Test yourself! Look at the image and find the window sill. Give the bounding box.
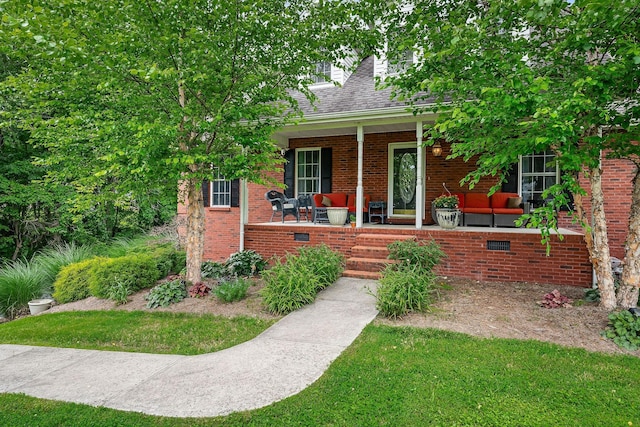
[207,206,231,212]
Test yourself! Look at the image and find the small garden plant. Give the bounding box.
[376,238,445,318]
[603,310,640,351]
[145,277,188,309]
[213,277,252,303]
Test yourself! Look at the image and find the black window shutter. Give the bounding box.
[202,180,210,207]
[283,149,295,198]
[501,164,518,193]
[231,179,240,207]
[321,147,332,193]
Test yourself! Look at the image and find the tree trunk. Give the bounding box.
[573,166,616,309]
[589,166,616,309]
[618,166,640,308]
[184,177,204,284]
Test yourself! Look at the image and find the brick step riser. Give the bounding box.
[350,246,389,259]
[346,258,392,272]
[342,270,381,280]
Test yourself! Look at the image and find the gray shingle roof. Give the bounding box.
[293,56,434,116]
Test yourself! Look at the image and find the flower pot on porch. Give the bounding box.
[326,207,348,226]
[28,298,54,315]
[436,209,461,229]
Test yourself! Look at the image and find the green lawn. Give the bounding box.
[0,311,276,355]
[1,324,638,426]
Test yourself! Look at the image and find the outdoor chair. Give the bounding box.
[265,190,299,222]
[297,194,314,222]
[311,194,329,224]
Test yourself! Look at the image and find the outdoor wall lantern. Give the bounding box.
[432,142,442,157]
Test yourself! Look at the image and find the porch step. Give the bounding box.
[342,269,381,280]
[350,245,389,259]
[346,256,395,272]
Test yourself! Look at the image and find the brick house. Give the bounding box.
[178,55,634,287]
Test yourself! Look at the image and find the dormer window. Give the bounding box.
[312,61,332,84]
[388,50,414,75]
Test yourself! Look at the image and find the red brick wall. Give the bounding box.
[180,131,634,269]
[244,225,592,287]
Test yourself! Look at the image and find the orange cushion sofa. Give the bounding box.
[442,192,524,227]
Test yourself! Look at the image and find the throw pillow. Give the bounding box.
[321,196,332,207]
[507,197,522,208]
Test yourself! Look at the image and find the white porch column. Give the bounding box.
[356,124,364,227]
[239,179,248,251]
[415,121,424,230]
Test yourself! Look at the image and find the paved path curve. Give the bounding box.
[0,278,378,418]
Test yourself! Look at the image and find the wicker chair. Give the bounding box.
[265,190,299,222]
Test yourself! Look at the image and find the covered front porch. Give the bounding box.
[243,221,592,288]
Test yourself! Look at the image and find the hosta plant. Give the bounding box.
[145,278,187,309]
[603,310,640,351]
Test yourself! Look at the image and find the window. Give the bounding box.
[296,148,320,195]
[388,50,414,75]
[312,61,331,84]
[209,168,231,207]
[519,151,559,204]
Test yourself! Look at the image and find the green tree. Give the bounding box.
[0,0,369,282]
[381,0,640,309]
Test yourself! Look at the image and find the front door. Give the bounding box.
[388,143,417,218]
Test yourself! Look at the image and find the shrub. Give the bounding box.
[150,244,180,278]
[295,244,344,290]
[387,238,445,273]
[603,310,640,351]
[375,238,445,319]
[214,277,252,303]
[376,263,437,319]
[201,261,230,279]
[89,254,160,299]
[34,242,96,289]
[52,258,101,304]
[146,278,187,308]
[0,260,50,319]
[227,250,267,277]
[261,255,320,315]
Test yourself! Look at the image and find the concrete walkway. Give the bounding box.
[0,277,378,418]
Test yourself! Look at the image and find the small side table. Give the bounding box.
[368,201,387,224]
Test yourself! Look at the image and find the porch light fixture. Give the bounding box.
[432,142,442,157]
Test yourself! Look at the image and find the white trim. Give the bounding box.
[294,147,321,196]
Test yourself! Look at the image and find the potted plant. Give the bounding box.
[433,194,461,229]
[349,214,357,228]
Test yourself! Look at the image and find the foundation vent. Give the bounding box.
[294,233,310,242]
[487,240,511,251]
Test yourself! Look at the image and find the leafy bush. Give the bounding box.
[387,238,445,273]
[214,277,252,303]
[227,250,267,277]
[201,261,230,279]
[188,282,211,298]
[260,245,344,315]
[376,263,438,319]
[146,278,188,308]
[89,254,160,299]
[0,260,50,319]
[375,238,444,319]
[295,244,344,290]
[603,310,640,351]
[150,244,180,278]
[261,255,320,315]
[52,258,101,304]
